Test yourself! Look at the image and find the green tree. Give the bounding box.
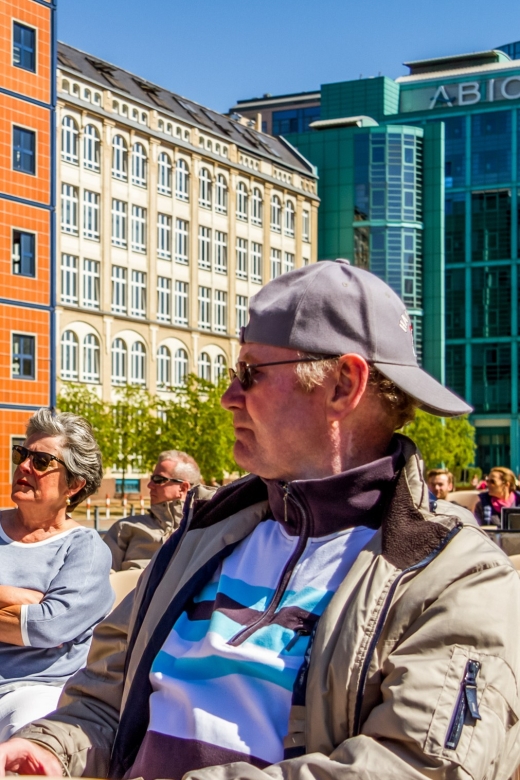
[402,410,476,476]
[57,383,118,466]
[111,385,157,494]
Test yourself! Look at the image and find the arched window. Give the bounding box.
[61,116,78,164]
[62,79,70,93]
[284,201,295,237]
[84,88,91,102]
[131,142,147,187]
[270,195,282,231]
[199,168,212,208]
[157,345,171,388]
[236,182,248,221]
[173,348,188,386]
[251,188,263,225]
[130,342,146,385]
[158,152,172,195]
[198,352,211,381]
[175,159,189,201]
[213,354,226,383]
[83,125,100,172]
[60,330,78,380]
[82,334,100,383]
[215,174,228,214]
[112,135,128,180]
[111,338,127,385]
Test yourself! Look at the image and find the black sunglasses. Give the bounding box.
[12,445,67,473]
[150,474,185,485]
[228,356,340,391]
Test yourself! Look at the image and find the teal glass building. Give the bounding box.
[273,47,520,473]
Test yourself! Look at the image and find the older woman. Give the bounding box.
[475,466,520,525]
[0,408,113,741]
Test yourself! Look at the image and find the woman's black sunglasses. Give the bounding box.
[228,356,340,391]
[12,445,67,473]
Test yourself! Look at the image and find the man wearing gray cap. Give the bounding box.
[1,261,519,780]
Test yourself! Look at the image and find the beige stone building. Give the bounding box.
[56,43,319,416]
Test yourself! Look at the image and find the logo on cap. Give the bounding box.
[399,312,410,332]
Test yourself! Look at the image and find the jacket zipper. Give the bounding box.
[227,483,309,647]
[352,523,463,736]
[445,659,481,749]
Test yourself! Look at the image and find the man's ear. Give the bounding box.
[328,354,370,419]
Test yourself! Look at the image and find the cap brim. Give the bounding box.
[372,363,473,417]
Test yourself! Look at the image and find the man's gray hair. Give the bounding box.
[25,408,103,509]
[157,450,201,485]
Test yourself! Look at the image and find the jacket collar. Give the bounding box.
[149,500,179,529]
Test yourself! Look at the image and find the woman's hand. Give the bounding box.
[0,586,44,608]
[0,737,63,776]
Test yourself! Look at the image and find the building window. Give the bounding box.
[12,231,35,277]
[216,174,228,214]
[214,231,227,274]
[157,214,171,259]
[173,348,188,386]
[198,352,211,381]
[83,190,100,240]
[213,354,226,383]
[131,206,147,253]
[111,338,127,385]
[131,142,147,187]
[12,334,35,379]
[214,290,227,333]
[270,248,282,279]
[157,277,171,322]
[112,200,127,247]
[13,22,36,72]
[83,125,100,171]
[302,210,310,242]
[471,191,511,261]
[236,294,248,335]
[236,238,248,279]
[82,334,100,383]
[472,344,511,413]
[174,281,189,326]
[175,219,189,264]
[130,342,146,385]
[446,194,465,265]
[158,152,172,195]
[270,195,282,231]
[83,259,100,309]
[60,254,78,304]
[251,242,262,284]
[198,286,211,331]
[251,188,263,225]
[157,345,171,388]
[61,184,78,234]
[112,135,128,180]
[111,266,127,314]
[236,182,248,221]
[60,330,78,380]
[130,270,146,318]
[199,168,212,208]
[471,112,512,187]
[175,159,189,200]
[471,266,511,338]
[198,226,211,269]
[61,116,79,165]
[283,252,295,274]
[284,201,295,237]
[272,106,321,135]
[13,127,36,175]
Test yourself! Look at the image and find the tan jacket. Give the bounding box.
[104,500,183,572]
[17,444,520,780]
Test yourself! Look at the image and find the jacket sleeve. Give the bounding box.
[182,559,520,780]
[104,520,127,572]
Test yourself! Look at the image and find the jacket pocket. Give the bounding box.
[445,659,481,750]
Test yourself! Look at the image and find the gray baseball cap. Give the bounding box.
[240,259,471,417]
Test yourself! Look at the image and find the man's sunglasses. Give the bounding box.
[12,445,67,473]
[150,474,185,485]
[228,356,340,391]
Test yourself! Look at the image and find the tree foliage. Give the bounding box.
[401,410,476,475]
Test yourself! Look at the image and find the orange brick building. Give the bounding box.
[0,0,56,506]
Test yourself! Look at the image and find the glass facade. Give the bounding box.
[272,106,321,135]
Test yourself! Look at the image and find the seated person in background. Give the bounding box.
[475,466,520,525]
[105,451,210,571]
[426,468,454,501]
[0,408,113,742]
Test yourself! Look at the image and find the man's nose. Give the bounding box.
[221,379,245,410]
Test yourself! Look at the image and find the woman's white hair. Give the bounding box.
[25,408,103,509]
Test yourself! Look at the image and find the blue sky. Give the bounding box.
[58,0,520,113]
